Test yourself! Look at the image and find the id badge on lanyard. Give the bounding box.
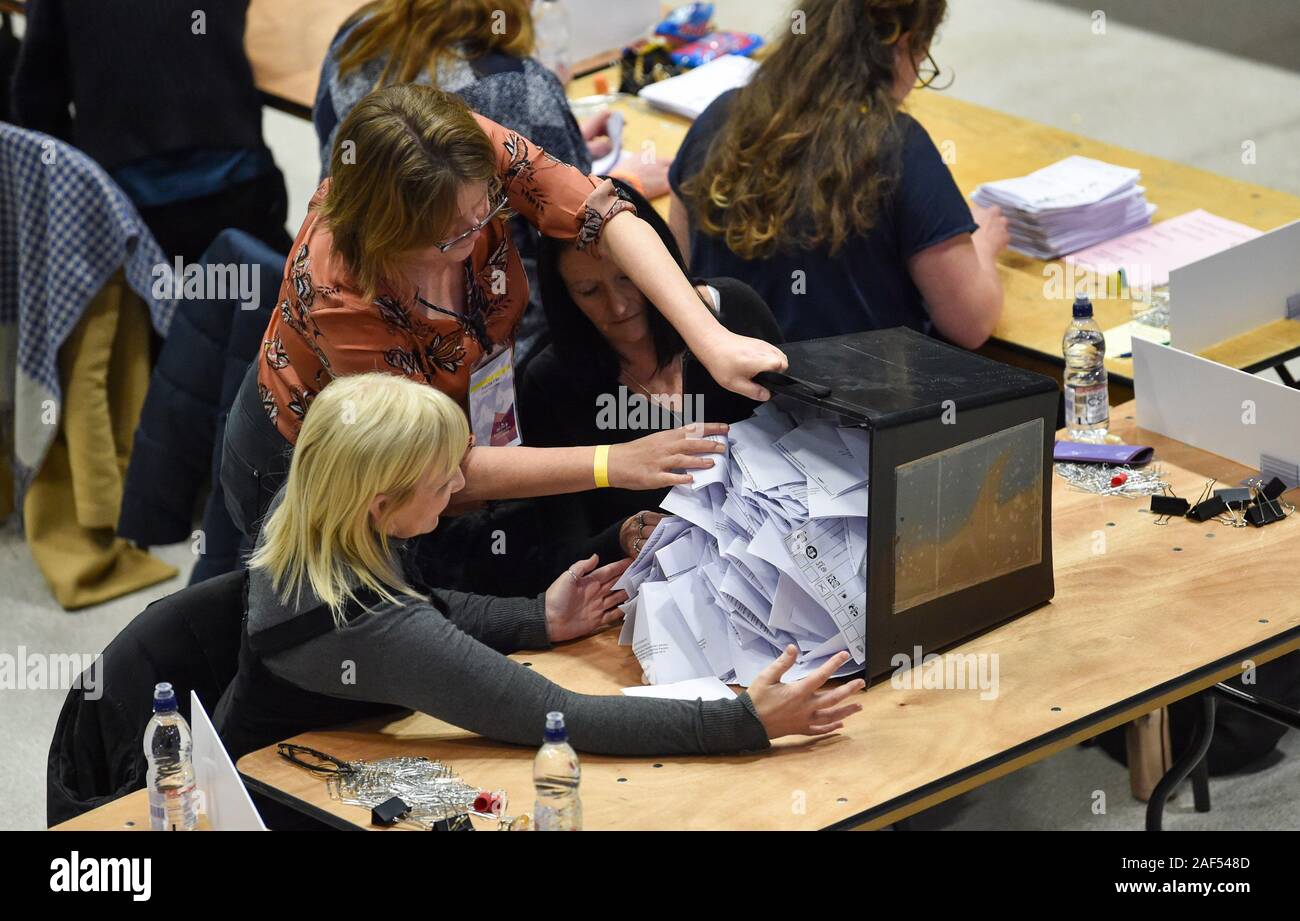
[468,344,521,447]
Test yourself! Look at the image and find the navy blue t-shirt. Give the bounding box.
[668,90,978,343]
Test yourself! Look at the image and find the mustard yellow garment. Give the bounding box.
[22,272,178,609]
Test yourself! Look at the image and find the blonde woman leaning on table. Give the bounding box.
[668,0,1010,348]
[213,374,864,771]
[221,84,785,544]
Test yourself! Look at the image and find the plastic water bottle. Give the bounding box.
[144,682,198,831]
[1062,294,1109,442]
[532,0,572,84]
[533,711,582,830]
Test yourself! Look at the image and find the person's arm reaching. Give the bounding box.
[907,205,1008,350]
[599,210,787,400]
[269,594,864,757]
[476,113,787,401]
[455,422,727,502]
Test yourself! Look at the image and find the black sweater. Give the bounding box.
[11,0,265,170]
[519,278,782,574]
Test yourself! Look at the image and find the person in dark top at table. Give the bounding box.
[11,0,293,262]
[214,371,863,764]
[667,0,1010,348]
[508,178,782,592]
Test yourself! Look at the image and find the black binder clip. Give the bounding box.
[371,796,411,827]
[1190,478,1227,522]
[431,813,475,832]
[1150,487,1190,525]
[1243,476,1293,528]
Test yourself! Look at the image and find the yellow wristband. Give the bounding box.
[593,444,611,488]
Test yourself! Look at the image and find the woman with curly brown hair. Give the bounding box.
[669,0,1009,349]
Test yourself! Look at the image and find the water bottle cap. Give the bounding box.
[1072,295,1093,319]
[152,682,178,712]
[543,710,567,742]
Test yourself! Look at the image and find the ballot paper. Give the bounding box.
[589,110,625,175]
[1065,209,1261,288]
[972,156,1156,260]
[784,520,867,663]
[617,402,874,687]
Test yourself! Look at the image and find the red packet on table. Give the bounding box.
[1053,441,1154,465]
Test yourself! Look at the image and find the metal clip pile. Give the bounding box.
[326,755,484,829]
[1054,462,1171,498]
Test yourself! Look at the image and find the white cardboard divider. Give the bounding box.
[191,691,267,831]
[1133,338,1300,473]
[1169,219,1300,353]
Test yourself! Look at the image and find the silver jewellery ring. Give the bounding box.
[568,568,579,584]
[633,538,644,555]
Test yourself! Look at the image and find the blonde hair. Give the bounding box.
[248,372,470,625]
[319,84,498,299]
[337,0,535,88]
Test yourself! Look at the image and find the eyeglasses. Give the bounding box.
[276,742,357,777]
[915,51,954,91]
[433,182,512,253]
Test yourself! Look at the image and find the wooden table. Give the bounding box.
[49,789,213,831]
[566,68,1300,402]
[237,404,1300,830]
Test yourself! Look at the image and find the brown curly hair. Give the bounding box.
[681,0,948,260]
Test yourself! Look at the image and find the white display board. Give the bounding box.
[1169,219,1300,353]
[566,0,660,64]
[1133,338,1300,474]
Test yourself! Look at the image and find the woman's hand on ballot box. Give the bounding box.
[749,648,866,741]
[692,330,788,403]
[610,422,728,490]
[545,554,632,643]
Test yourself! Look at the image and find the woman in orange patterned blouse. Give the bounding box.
[222,84,787,543]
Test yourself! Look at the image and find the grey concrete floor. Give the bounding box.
[3,0,1298,830]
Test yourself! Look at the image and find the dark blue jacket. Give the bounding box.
[117,229,286,581]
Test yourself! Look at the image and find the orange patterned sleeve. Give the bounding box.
[474,113,636,252]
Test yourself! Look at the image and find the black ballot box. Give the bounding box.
[757,327,1058,680]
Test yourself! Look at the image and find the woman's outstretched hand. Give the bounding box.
[692,330,788,402]
[747,647,865,740]
[607,422,728,490]
[544,554,632,643]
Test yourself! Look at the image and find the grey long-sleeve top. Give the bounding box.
[247,545,771,757]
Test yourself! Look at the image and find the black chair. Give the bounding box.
[46,570,246,826]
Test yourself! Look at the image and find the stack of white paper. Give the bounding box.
[971,156,1156,260]
[637,54,759,120]
[615,402,870,688]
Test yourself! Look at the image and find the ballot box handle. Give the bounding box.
[754,371,832,400]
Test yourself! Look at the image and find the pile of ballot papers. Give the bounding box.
[614,401,869,687]
[971,155,1156,260]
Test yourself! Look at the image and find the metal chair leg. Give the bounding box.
[1191,752,1211,813]
[1146,693,1216,831]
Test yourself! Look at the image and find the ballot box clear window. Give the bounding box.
[892,419,1044,614]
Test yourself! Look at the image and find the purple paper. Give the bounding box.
[1053,441,1154,465]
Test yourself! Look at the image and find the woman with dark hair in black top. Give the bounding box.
[411,179,782,597]
[516,179,782,575]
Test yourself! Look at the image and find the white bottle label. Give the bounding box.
[1064,383,1109,426]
